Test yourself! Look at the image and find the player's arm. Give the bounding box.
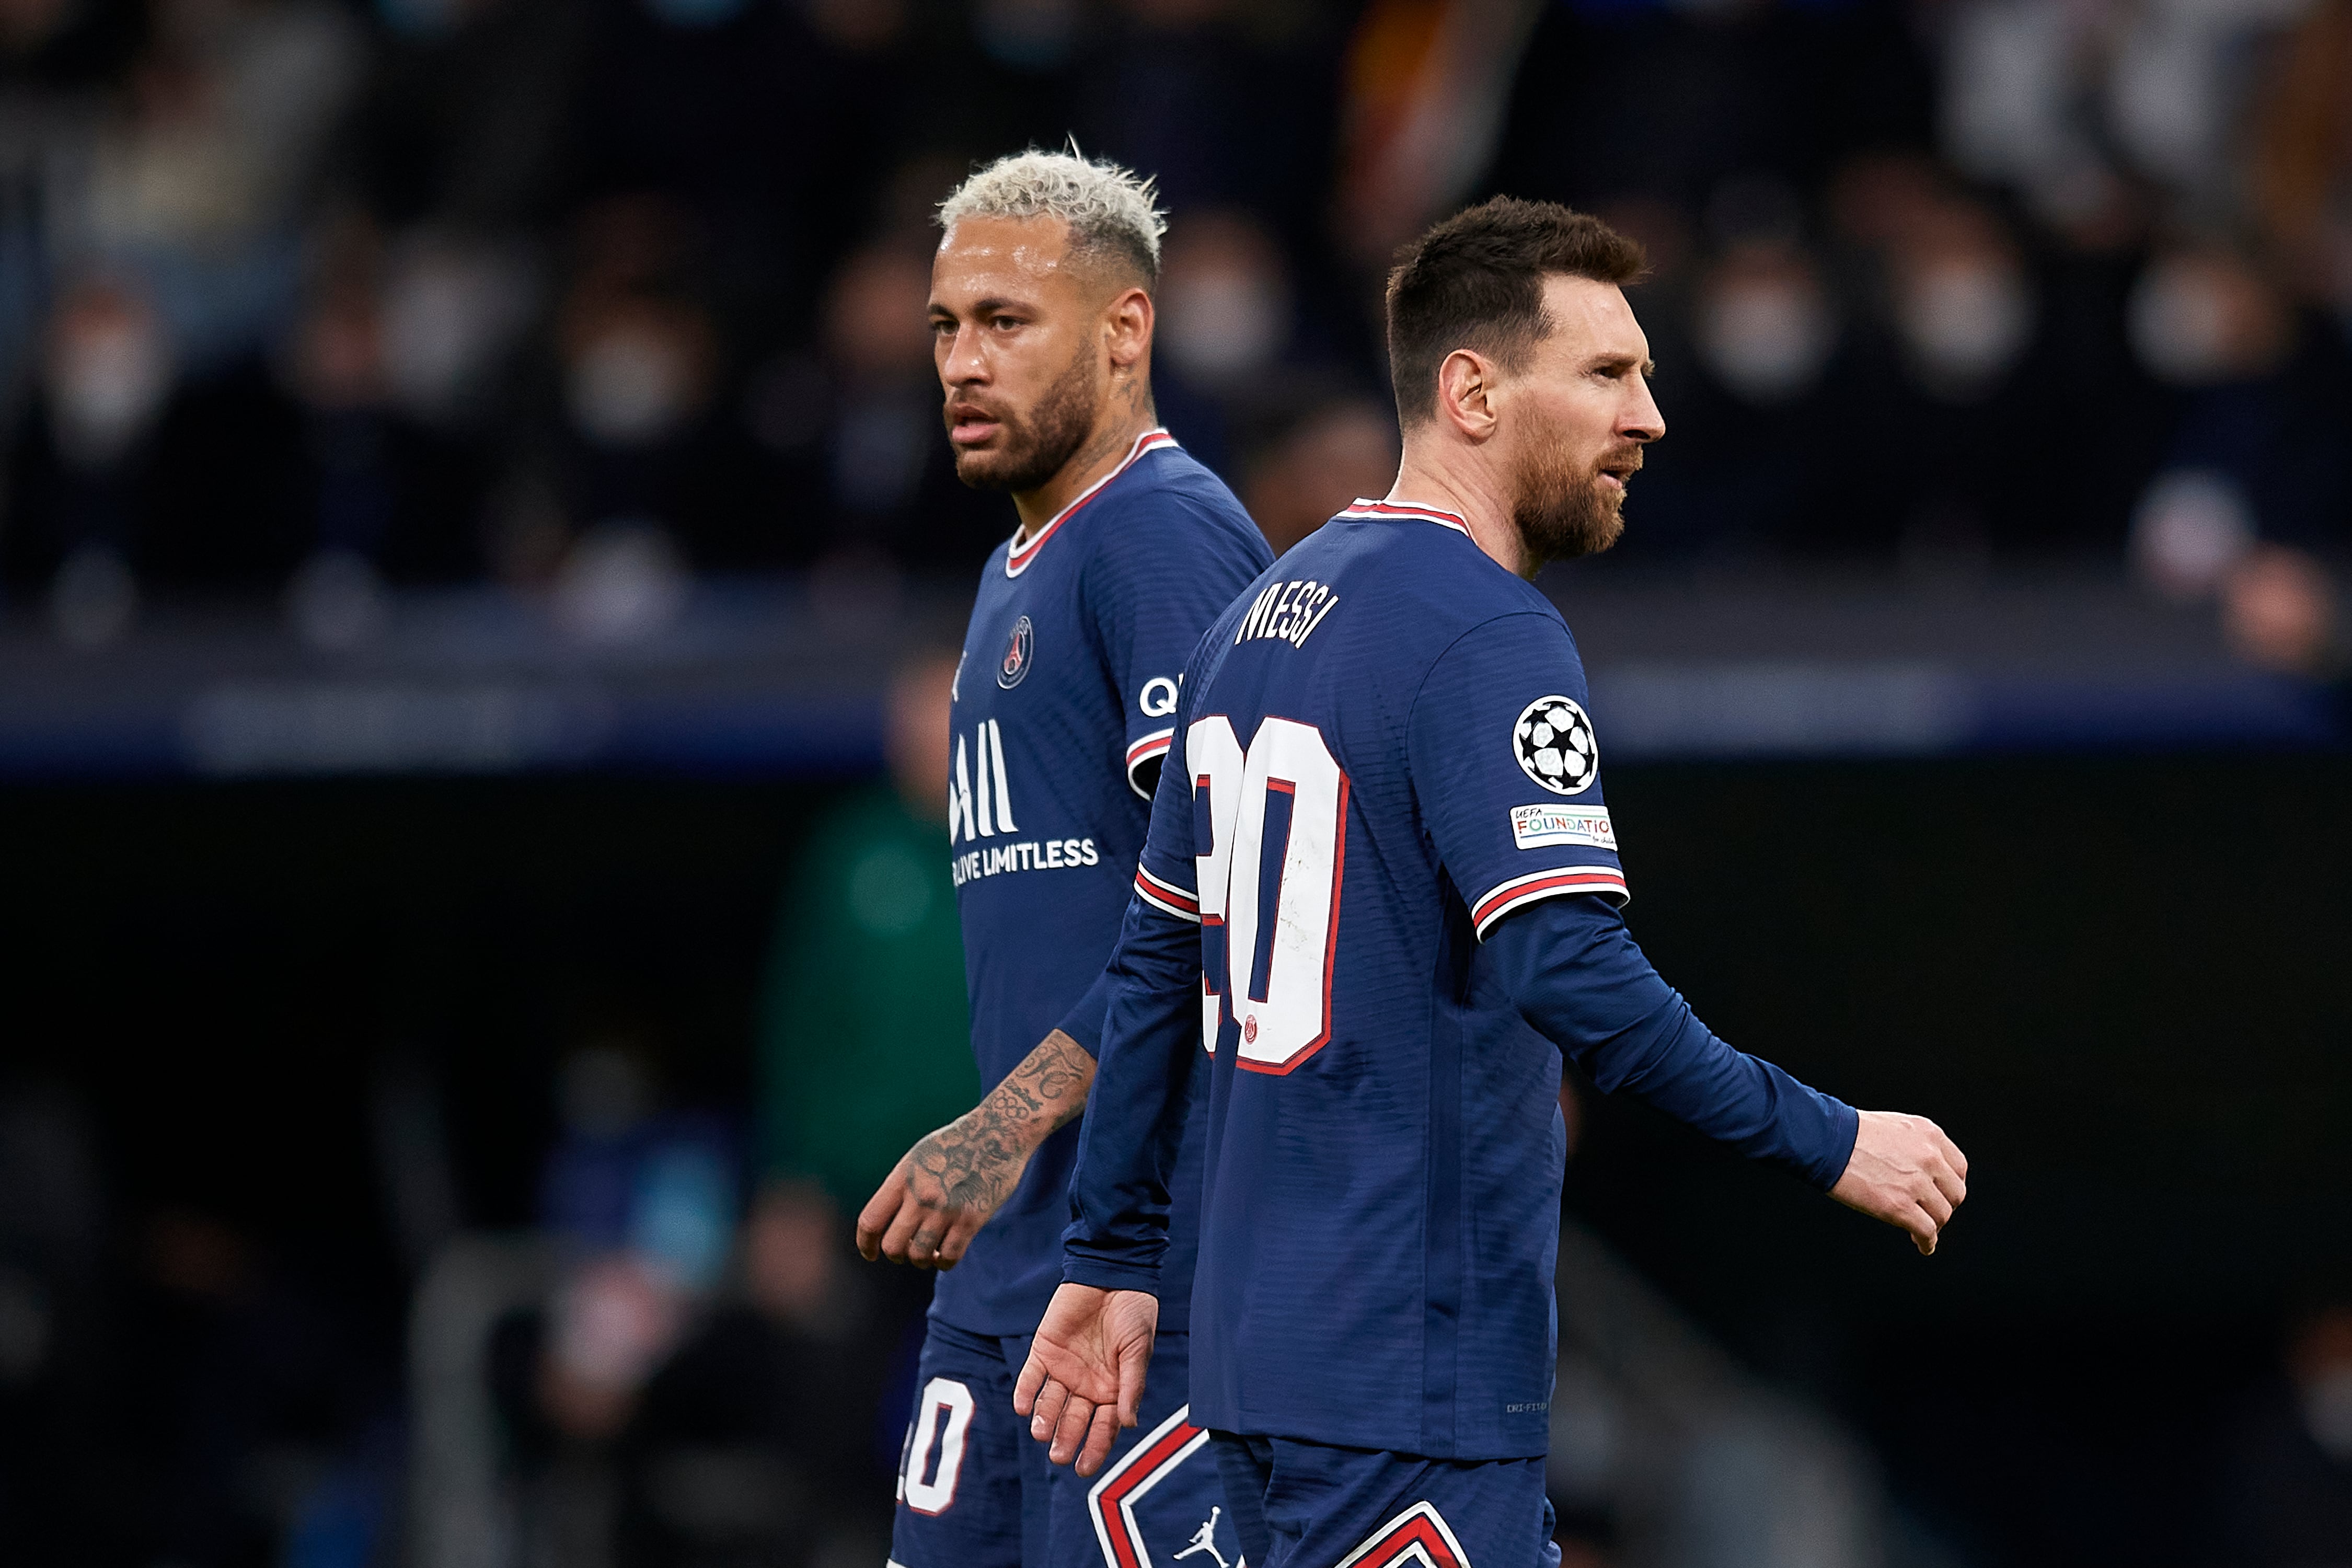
[1409,613,1967,1253]
[855,1024,1097,1271]
[1485,895,1968,1253]
[1016,718,1209,1475]
[1014,889,1200,1473]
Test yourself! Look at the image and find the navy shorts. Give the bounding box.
[1212,1431,1561,1568]
[891,1319,1241,1568]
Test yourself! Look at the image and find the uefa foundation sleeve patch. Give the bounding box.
[1509,804,1615,850]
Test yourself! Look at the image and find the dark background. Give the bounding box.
[6,751,2345,1564]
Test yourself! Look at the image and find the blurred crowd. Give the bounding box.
[1485,0,2352,670]
[0,0,2336,664]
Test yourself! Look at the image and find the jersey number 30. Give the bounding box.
[1189,715,1348,1073]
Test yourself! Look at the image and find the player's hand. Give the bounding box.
[1013,1283,1158,1475]
[1830,1110,1969,1255]
[854,1113,1039,1271]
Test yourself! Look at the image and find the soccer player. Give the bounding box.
[1014,198,1971,1566]
[854,152,1272,1567]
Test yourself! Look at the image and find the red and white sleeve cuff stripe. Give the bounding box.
[1133,863,1201,922]
[1471,865,1629,939]
[1124,728,1175,798]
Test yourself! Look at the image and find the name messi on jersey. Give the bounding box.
[1233,578,1340,649]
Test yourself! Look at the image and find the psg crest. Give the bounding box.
[1513,695,1597,795]
[997,615,1035,689]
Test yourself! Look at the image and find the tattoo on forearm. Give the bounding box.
[904,1030,1097,1217]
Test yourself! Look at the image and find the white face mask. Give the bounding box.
[567,324,695,447]
[2127,255,2271,385]
[1698,271,1835,405]
[1898,258,2034,396]
[555,519,690,645]
[382,244,533,422]
[2129,467,2252,599]
[49,314,172,467]
[1161,266,1287,385]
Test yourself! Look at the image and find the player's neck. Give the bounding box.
[1010,392,1160,544]
[1387,451,1530,579]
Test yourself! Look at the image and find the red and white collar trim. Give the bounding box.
[1334,497,1472,537]
[1005,428,1179,577]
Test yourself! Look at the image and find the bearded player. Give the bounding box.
[855,151,1270,1568]
[1017,198,1969,1565]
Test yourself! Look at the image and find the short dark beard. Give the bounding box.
[1511,440,1634,574]
[949,344,1102,495]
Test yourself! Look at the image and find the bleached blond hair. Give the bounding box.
[937,149,1169,286]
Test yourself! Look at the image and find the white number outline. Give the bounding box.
[1188,714,1348,1075]
[900,1376,975,1515]
[1189,718,1246,1056]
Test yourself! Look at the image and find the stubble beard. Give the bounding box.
[949,344,1102,495]
[1511,438,1636,574]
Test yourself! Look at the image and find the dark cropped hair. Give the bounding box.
[1385,197,1646,428]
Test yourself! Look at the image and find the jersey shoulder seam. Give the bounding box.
[1077,481,1256,570]
[1401,608,1577,730]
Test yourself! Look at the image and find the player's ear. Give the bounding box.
[1105,286,1153,372]
[1435,348,1498,442]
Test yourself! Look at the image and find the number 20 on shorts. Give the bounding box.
[1190,715,1348,1073]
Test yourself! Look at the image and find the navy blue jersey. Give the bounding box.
[936,429,1273,1338]
[1063,499,1854,1460]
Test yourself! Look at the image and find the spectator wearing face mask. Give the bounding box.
[3,274,310,641]
[746,242,1007,583]
[543,195,786,633]
[1150,208,1295,480]
[1666,235,1854,555]
[280,226,503,649]
[2124,246,2352,602]
[4,276,175,645]
[1852,194,2080,564]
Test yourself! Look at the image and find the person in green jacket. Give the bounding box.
[757,648,979,1207]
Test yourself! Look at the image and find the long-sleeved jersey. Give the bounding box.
[935,428,1272,1337]
[1062,499,1858,1458]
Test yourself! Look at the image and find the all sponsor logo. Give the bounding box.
[997,615,1035,689]
[1511,695,1597,795]
[1510,804,1615,851]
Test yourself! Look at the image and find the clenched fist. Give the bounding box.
[1830,1110,1969,1254]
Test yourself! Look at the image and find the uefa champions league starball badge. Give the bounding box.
[1513,695,1597,795]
